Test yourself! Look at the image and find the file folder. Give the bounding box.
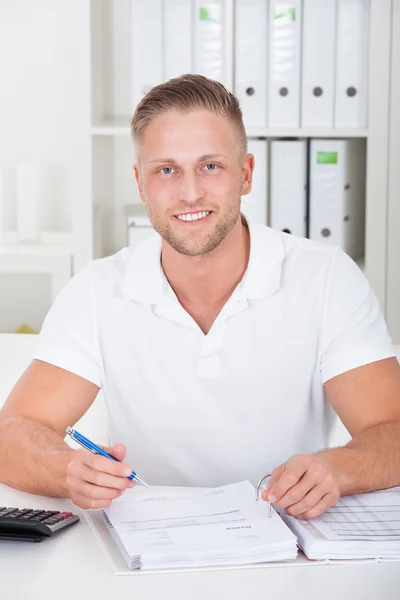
[270,140,307,237]
[131,0,163,107]
[301,0,336,128]
[164,0,192,81]
[234,0,269,128]
[334,0,369,129]
[268,1,302,128]
[241,139,268,225]
[309,139,366,259]
[194,1,225,84]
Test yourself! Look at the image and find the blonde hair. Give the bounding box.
[130,74,247,157]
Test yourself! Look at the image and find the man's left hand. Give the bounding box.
[262,453,341,520]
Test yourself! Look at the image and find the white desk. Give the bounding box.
[1,334,400,599]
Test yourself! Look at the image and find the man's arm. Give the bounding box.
[319,356,400,494]
[0,359,99,496]
[263,357,400,519]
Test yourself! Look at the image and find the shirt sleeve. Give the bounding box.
[33,261,102,387]
[320,247,396,384]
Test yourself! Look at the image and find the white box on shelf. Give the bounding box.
[0,169,3,244]
[301,0,336,128]
[125,204,154,248]
[241,139,268,225]
[309,139,366,260]
[16,164,40,243]
[268,0,302,128]
[270,140,308,237]
[164,0,192,80]
[335,0,369,129]
[131,0,163,108]
[194,1,225,84]
[235,0,269,129]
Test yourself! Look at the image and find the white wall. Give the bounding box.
[0,0,90,332]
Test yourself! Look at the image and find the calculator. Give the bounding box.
[0,506,80,542]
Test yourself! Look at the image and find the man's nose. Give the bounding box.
[177,171,205,205]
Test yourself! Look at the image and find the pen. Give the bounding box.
[65,426,149,487]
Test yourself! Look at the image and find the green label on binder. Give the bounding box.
[275,8,296,21]
[200,7,220,21]
[317,152,338,164]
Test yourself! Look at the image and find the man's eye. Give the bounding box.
[160,167,174,175]
[204,163,217,171]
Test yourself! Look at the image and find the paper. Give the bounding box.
[102,481,297,569]
[309,488,400,542]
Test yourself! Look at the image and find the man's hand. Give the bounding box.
[66,444,135,509]
[262,453,340,520]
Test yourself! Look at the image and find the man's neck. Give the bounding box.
[161,217,250,307]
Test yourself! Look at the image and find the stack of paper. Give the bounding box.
[101,481,297,570]
[280,487,400,560]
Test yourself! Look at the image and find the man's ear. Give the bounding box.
[133,164,146,203]
[240,153,255,196]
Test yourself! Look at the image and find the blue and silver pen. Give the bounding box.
[66,426,149,487]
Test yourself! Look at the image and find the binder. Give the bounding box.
[194,1,225,84]
[125,204,154,248]
[268,0,302,128]
[301,0,336,128]
[334,0,369,129]
[309,139,366,259]
[270,140,307,237]
[234,0,269,129]
[241,139,268,225]
[131,0,163,108]
[164,0,192,81]
[16,164,40,243]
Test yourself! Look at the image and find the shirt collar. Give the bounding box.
[121,219,285,303]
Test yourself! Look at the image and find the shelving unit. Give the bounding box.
[89,0,390,288]
[2,0,398,338]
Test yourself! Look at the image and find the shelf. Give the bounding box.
[0,243,72,274]
[91,118,369,139]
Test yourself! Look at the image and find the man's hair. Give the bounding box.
[130,74,247,158]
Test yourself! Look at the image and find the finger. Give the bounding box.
[261,464,285,500]
[298,492,339,520]
[266,456,310,503]
[103,444,126,462]
[284,483,332,517]
[70,491,114,510]
[274,469,324,510]
[77,448,133,478]
[67,461,135,491]
[67,474,126,502]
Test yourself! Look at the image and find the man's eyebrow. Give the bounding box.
[148,153,228,164]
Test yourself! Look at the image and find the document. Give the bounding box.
[281,487,400,560]
[301,0,336,128]
[308,138,366,260]
[234,0,269,128]
[164,0,192,80]
[334,0,369,128]
[270,140,307,237]
[101,481,297,570]
[268,0,302,128]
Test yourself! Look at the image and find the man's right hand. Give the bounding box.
[66,443,135,509]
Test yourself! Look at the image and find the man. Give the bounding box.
[1,74,400,520]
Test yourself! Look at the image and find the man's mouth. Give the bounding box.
[175,211,211,222]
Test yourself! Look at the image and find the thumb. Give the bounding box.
[104,443,127,462]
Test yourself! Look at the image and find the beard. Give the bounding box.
[144,194,242,257]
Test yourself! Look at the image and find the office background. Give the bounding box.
[0,0,399,342]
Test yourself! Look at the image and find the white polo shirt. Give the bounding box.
[34,221,395,487]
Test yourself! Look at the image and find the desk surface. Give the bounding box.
[1,335,400,600]
[1,483,400,600]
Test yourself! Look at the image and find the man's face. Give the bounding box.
[134,109,253,256]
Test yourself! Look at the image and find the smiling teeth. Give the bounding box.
[177,211,210,221]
